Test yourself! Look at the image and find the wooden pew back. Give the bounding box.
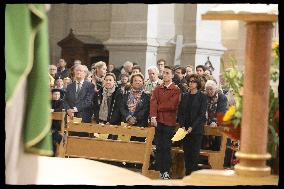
[51,111,66,157]
[200,126,228,169]
[171,126,228,179]
[65,123,155,176]
[51,112,66,134]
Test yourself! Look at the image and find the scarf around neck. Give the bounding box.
[127,88,144,115]
[99,86,116,122]
[207,91,219,124]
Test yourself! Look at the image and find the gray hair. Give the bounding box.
[205,80,218,90]
[74,64,89,75]
[123,61,133,68]
[147,65,159,73]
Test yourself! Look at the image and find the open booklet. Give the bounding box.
[171,128,188,142]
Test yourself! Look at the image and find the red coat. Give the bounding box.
[150,83,181,126]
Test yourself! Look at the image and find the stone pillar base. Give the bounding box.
[182,169,278,186]
[234,164,271,177]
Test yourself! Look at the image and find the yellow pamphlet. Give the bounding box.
[171,128,188,142]
[93,133,109,140]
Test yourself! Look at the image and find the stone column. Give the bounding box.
[221,21,246,70]
[155,4,177,65]
[234,22,274,177]
[104,4,159,77]
[182,4,226,83]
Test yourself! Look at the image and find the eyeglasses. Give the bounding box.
[206,88,214,91]
[189,80,197,83]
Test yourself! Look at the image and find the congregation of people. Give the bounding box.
[49,57,237,180]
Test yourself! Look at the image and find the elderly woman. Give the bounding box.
[93,73,122,125]
[178,74,207,176]
[204,80,228,151]
[120,73,150,129]
[49,64,58,88]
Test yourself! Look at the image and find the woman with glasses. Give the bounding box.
[177,74,207,176]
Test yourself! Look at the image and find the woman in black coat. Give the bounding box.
[93,73,122,125]
[178,74,207,176]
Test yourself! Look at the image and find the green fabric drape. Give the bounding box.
[5,4,53,156]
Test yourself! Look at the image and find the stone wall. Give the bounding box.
[47,4,278,83]
[48,4,111,65]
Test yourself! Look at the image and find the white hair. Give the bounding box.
[147,66,159,73]
[74,64,89,75]
[123,61,133,68]
[205,80,218,89]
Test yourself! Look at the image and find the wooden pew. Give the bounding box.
[64,122,155,177]
[171,126,228,179]
[51,111,66,157]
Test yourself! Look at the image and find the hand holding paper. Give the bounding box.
[171,128,188,142]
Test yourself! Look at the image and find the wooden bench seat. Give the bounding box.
[64,122,155,177]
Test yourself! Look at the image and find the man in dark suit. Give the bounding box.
[57,58,70,79]
[63,64,95,124]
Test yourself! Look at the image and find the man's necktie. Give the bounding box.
[75,82,82,99]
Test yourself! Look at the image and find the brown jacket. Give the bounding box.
[150,83,181,126]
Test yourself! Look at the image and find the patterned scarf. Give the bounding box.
[207,91,219,124]
[127,88,144,115]
[99,86,116,121]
